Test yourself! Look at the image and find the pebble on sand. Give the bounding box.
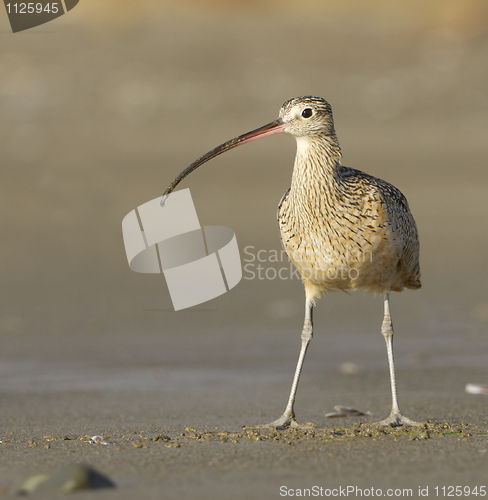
[11,464,115,495]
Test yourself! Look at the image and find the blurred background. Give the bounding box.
[0,0,487,401]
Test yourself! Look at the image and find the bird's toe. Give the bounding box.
[244,414,314,430]
[375,412,424,428]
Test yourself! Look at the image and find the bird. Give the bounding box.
[161,96,422,428]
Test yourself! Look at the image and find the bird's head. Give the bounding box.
[279,96,335,138]
[161,96,336,204]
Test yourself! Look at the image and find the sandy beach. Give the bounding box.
[1,1,487,497]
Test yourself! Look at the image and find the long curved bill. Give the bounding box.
[161,118,285,206]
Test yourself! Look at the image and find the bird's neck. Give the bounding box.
[290,135,342,199]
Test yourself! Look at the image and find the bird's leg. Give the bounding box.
[250,299,314,430]
[376,290,422,427]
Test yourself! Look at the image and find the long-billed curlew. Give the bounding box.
[161,96,422,428]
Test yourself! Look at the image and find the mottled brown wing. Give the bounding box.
[378,179,421,290]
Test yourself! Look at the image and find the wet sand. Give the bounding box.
[1,1,488,497]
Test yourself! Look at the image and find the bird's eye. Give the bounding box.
[301,108,313,118]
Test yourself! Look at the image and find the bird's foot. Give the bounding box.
[244,414,314,430]
[374,411,424,428]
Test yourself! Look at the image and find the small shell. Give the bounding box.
[325,406,372,418]
[90,436,108,445]
[465,383,488,395]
